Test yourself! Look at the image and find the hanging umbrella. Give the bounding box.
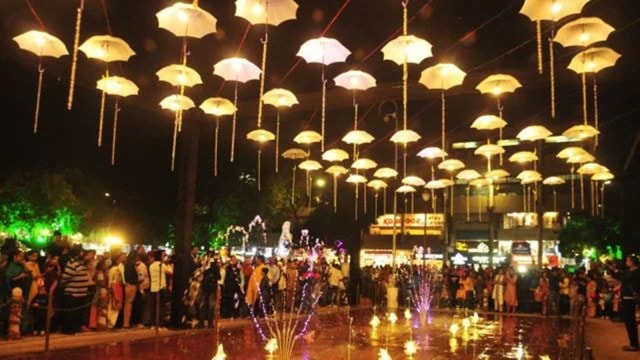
[368,179,388,217]
[457,170,481,181]
[235,0,298,26]
[402,176,426,187]
[13,30,69,134]
[160,94,196,171]
[297,37,351,151]
[568,47,621,145]
[544,176,566,211]
[247,128,276,190]
[156,1,217,38]
[474,144,505,158]
[346,174,368,184]
[374,167,399,179]
[299,160,323,171]
[417,147,448,160]
[557,147,590,159]
[334,70,376,158]
[80,35,136,147]
[486,169,511,180]
[213,57,261,162]
[322,148,350,162]
[368,179,388,189]
[426,179,447,190]
[577,162,608,175]
[396,185,417,193]
[439,159,466,172]
[326,165,349,213]
[592,172,614,181]
[509,151,539,164]
[517,170,543,181]
[390,129,421,144]
[381,35,433,65]
[563,124,599,140]
[471,115,507,131]
[517,125,553,142]
[419,63,467,150]
[263,88,298,172]
[352,158,378,170]
[96,76,139,165]
[157,64,203,87]
[567,153,596,165]
[476,74,522,95]
[294,130,323,145]
[282,147,308,202]
[200,98,237,176]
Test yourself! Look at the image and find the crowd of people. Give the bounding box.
[0,237,351,340]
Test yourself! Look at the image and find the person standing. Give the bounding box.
[246,256,266,314]
[620,255,640,352]
[493,268,505,312]
[60,246,90,334]
[149,250,167,328]
[220,256,242,319]
[122,252,139,328]
[504,267,518,313]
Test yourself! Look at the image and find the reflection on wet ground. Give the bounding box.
[7,309,576,360]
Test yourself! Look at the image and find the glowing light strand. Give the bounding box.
[67,0,84,110]
[33,63,44,134]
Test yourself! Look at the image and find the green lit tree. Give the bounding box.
[558,216,622,258]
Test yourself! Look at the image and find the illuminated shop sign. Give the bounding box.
[376,213,445,228]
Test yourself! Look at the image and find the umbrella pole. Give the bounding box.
[98,86,107,147]
[581,72,588,125]
[383,188,387,215]
[466,186,470,222]
[441,91,446,150]
[230,82,238,162]
[536,18,543,74]
[553,188,558,213]
[355,183,358,221]
[522,184,527,212]
[67,0,84,110]
[258,148,262,192]
[321,64,326,152]
[593,76,599,148]
[375,192,379,218]
[291,165,296,204]
[34,63,44,134]
[171,115,178,172]
[364,182,368,214]
[450,175,454,217]
[570,165,575,209]
[600,182,605,217]
[478,189,482,222]
[111,99,120,166]
[580,173,585,210]
[549,34,556,119]
[333,175,337,213]
[275,110,280,173]
[214,117,219,177]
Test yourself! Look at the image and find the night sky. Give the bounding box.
[1,0,639,242]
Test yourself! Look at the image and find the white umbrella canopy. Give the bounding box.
[374,167,399,179]
[326,165,349,176]
[439,159,466,172]
[199,98,237,117]
[352,158,378,170]
[262,88,298,108]
[563,124,600,140]
[294,130,323,145]
[554,17,615,48]
[486,169,510,180]
[456,169,482,181]
[568,47,622,74]
[509,151,539,164]
[471,115,507,130]
[425,179,447,190]
[235,0,299,26]
[13,30,69,58]
[402,176,426,187]
[299,159,323,171]
[281,148,308,159]
[367,179,389,189]
[79,35,135,62]
[297,37,351,65]
[156,2,217,38]
[521,177,542,185]
[396,185,417,193]
[567,153,596,164]
[334,70,377,91]
[213,57,261,83]
[475,144,505,158]
[157,64,203,87]
[592,172,614,181]
[519,0,591,21]
[390,129,421,144]
[246,128,275,143]
[557,147,590,159]
[517,125,553,142]
[470,178,489,187]
[381,35,433,65]
[438,178,455,187]
[96,76,139,97]
[322,148,350,162]
[160,94,196,111]
[577,162,609,175]
[476,74,522,95]
[346,174,368,184]
[543,176,566,186]
[417,146,448,159]
[419,63,466,90]
[342,130,375,145]
[517,170,543,181]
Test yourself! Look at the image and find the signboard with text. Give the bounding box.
[376,213,445,228]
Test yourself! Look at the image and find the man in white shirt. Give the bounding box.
[328,263,344,306]
[149,250,167,328]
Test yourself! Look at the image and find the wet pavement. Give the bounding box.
[5,309,577,359]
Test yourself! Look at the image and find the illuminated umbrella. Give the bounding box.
[347,173,369,219]
[80,35,136,147]
[13,30,68,133]
[517,170,543,182]
[568,47,621,145]
[520,0,590,117]
[297,37,351,151]
[96,76,139,165]
[157,64,203,87]
[426,179,447,190]
[160,94,196,171]
[419,63,466,150]
[517,125,553,142]
[335,70,377,158]
[247,128,276,191]
[592,172,614,181]
[64,0,87,109]
[439,158,465,216]
[213,57,262,162]
[555,18,615,129]
[544,176,566,211]
[417,147,448,160]
[396,185,416,194]
[474,144,505,158]
[373,167,398,213]
[390,130,421,144]
[457,169,481,221]
[282,147,308,202]
[557,147,589,159]
[368,179,388,218]
[294,130,323,145]
[578,162,610,215]
[235,0,298,26]
[352,158,378,170]
[156,1,217,38]
[200,97,237,176]
[263,88,298,172]
[486,169,510,180]
[326,165,349,213]
[567,153,596,164]
[566,153,596,210]
[509,151,538,164]
[471,115,507,131]
[592,172,614,216]
[322,148,350,162]
[563,125,599,140]
[402,176,426,187]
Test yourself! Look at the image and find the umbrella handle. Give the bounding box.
[33,64,44,134]
[171,114,178,172]
[111,100,120,166]
[98,88,107,147]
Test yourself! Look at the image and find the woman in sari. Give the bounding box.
[107,255,124,328]
[504,267,518,313]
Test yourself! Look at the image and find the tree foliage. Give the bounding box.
[558,216,622,256]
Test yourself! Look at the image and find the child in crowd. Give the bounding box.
[31,285,48,336]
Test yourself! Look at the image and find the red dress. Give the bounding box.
[504,274,518,307]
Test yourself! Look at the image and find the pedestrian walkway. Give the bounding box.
[585,317,638,360]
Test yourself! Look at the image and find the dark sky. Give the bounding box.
[1,0,639,240]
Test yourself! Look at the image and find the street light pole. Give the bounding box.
[536,140,544,268]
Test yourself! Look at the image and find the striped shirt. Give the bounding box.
[61,258,90,297]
